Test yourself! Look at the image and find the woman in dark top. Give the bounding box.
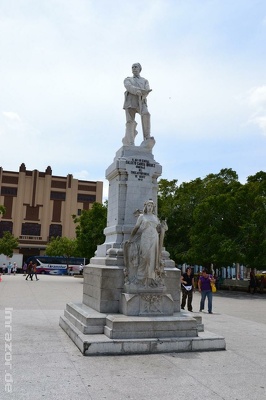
[180,267,194,312]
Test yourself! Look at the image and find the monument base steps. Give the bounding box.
[59,302,226,356]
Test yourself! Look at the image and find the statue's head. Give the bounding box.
[143,199,155,214]
[132,63,142,75]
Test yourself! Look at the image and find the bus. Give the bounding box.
[26,256,88,275]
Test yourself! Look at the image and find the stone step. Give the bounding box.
[104,314,198,339]
[180,311,204,332]
[65,302,106,333]
[59,315,226,356]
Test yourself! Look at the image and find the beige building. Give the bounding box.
[0,164,103,260]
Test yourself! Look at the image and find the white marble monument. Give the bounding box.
[59,63,226,355]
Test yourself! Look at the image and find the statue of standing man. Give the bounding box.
[122,63,155,148]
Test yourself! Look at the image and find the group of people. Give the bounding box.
[24,261,39,281]
[181,267,216,314]
[1,261,18,275]
[0,261,39,281]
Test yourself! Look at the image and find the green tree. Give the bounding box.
[74,202,107,260]
[158,169,242,266]
[0,231,19,257]
[157,179,179,261]
[239,171,266,269]
[46,237,78,267]
[158,177,207,264]
[158,168,266,271]
[181,169,241,267]
[188,193,244,266]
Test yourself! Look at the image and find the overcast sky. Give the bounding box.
[0,0,265,199]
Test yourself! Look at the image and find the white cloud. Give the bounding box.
[252,117,266,135]
[247,86,266,135]
[0,111,40,139]
[73,170,91,180]
[2,111,21,122]
[248,85,266,107]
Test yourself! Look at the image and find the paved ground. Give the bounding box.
[0,274,265,400]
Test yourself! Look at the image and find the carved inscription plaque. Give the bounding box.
[126,158,155,181]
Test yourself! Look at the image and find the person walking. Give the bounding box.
[249,270,257,294]
[2,263,6,274]
[7,261,12,275]
[198,268,216,314]
[13,262,17,275]
[22,262,27,276]
[32,263,39,281]
[180,267,194,312]
[25,262,33,281]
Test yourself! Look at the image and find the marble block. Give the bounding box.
[104,314,198,339]
[120,292,174,316]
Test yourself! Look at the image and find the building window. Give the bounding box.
[77,194,96,202]
[3,196,13,219]
[1,187,17,196]
[77,209,82,216]
[21,223,41,236]
[51,180,66,189]
[49,224,62,238]
[52,200,62,222]
[0,221,13,238]
[25,206,39,221]
[50,191,66,201]
[2,176,19,184]
[78,185,96,191]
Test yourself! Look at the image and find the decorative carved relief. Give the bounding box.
[140,294,163,314]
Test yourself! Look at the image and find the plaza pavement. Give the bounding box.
[0,274,265,400]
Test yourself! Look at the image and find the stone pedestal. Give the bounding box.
[120,293,174,316]
[60,144,226,355]
[96,145,162,257]
[82,264,124,313]
[59,306,226,355]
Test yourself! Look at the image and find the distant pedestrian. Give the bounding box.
[198,268,216,314]
[25,262,33,281]
[13,262,17,275]
[32,263,39,281]
[1,263,6,274]
[249,270,257,294]
[259,275,265,293]
[22,262,27,276]
[7,262,12,275]
[180,267,194,312]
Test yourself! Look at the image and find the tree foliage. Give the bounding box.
[158,169,266,270]
[0,231,19,257]
[239,171,266,268]
[46,237,78,261]
[74,202,107,260]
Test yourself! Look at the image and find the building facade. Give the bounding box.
[0,164,103,261]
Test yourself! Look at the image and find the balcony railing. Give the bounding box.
[19,235,43,241]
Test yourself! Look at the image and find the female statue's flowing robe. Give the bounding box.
[134,213,160,282]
